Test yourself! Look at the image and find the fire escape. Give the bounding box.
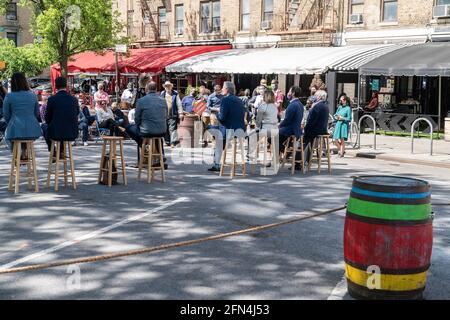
[277,0,338,47]
[138,0,169,45]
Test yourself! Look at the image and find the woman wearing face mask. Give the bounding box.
[332,94,352,157]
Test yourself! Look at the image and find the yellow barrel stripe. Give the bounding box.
[345,263,428,292]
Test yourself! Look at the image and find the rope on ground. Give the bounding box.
[0,205,347,275]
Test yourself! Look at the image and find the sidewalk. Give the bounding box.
[346,134,450,169]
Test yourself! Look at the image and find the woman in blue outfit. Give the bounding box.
[332,94,352,157]
[2,73,42,156]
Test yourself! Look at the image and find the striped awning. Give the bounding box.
[329,44,410,71]
[165,44,407,75]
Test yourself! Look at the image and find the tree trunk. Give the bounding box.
[60,54,68,78]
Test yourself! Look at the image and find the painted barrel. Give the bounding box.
[178,115,200,148]
[344,176,433,300]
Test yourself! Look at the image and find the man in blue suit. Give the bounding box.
[208,81,246,172]
[279,86,304,155]
[304,90,330,161]
[42,77,79,153]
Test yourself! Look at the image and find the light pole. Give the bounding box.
[115,44,127,102]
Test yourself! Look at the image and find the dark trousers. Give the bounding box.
[279,134,290,155]
[41,123,67,153]
[126,124,165,162]
[303,135,317,163]
[99,119,121,136]
[79,122,89,142]
[85,115,96,126]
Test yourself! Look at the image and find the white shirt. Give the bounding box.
[121,89,133,104]
[128,108,136,125]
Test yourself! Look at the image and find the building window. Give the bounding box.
[382,0,398,22]
[7,32,18,46]
[240,0,250,31]
[175,4,184,35]
[437,0,450,4]
[350,0,364,14]
[262,0,273,22]
[6,2,17,21]
[158,7,167,37]
[200,1,220,33]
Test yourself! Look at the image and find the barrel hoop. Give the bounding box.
[347,197,431,221]
[345,263,428,292]
[347,279,425,300]
[350,192,430,205]
[346,211,433,226]
[344,258,431,275]
[353,176,430,194]
[352,186,431,199]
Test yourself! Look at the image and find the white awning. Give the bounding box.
[165,44,406,75]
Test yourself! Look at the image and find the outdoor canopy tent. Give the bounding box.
[359,42,450,76]
[50,44,232,88]
[165,44,407,75]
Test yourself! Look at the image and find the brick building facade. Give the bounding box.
[114,0,450,48]
[0,0,34,47]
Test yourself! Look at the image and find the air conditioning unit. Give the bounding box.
[433,5,450,18]
[175,28,183,36]
[349,14,363,24]
[261,20,272,30]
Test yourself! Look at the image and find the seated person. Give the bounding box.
[112,102,126,126]
[208,82,246,172]
[304,90,330,162]
[79,98,96,126]
[364,92,379,112]
[125,81,167,167]
[96,102,125,136]
[73,104,90,147]
[42,77,79,153]
[278,86,304,155]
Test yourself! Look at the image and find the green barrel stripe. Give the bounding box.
[348,197,431,221]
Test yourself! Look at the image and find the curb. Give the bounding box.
[350,152,450,169]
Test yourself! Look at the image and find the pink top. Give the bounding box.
[94,91,110,109]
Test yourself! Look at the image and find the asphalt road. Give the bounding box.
[0,139,449,299]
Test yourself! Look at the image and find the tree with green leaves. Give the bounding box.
[1,0,126,77]
[0,38,55,79]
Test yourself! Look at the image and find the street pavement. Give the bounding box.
[0,137,449,299]
[350,134,450,168]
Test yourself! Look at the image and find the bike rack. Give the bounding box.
[411,118,434,155]
[358,115,377,150]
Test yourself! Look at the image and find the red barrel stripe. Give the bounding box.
[344,216,433,271]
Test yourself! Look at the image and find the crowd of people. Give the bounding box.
[0,71,355,174]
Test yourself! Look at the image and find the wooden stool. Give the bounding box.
[251,134,277,175]
[281,136,305,175]
[138,137,166,183]
[220,137,246,179]
[307,135,332,175]
[46,140,76,191]
[8,140,39,194]
[98,137,127,187]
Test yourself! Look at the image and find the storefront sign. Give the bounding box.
[115,44,127,53]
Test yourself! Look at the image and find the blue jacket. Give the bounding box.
[136,92,167,136]
[45,90,79,141]
[160,90,180,118]
[304,100,330,139]
[3,91,42,141]
[217,94,246,138]
[279,99,304,138]
[207,92,224,110]
[182,95,195,113]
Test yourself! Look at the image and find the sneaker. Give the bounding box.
[83,142,89,147]
[208,165,221,172]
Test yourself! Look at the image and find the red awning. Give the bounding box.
[51,45,232,75]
